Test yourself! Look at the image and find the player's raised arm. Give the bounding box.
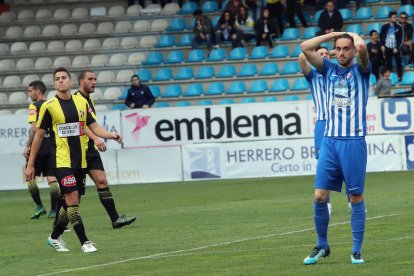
[301,32,345,72]
[348,32,369,72]
[299,53,312,76]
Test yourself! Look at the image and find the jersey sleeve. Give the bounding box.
[358,60,372,77]
[37,104,52,130]
[304,69,315,82]
[28,103,37,124]
[86,103,96,126]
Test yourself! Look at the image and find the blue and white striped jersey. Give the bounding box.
[305,69,327,121]
[321,59,371,137]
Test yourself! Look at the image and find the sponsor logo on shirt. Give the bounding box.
[61,175,76,187]
[57,122,85,137]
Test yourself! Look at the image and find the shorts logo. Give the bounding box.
[381,98,411,131]
[61,175,76,187]
[189,147,221,179]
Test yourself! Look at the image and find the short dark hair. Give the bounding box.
[193,9,202,16]
[381,67,390,75]
[334,33,354,48]
[315,46,329,52]
[53,67,71,79]
[78,70,95,84]
[400,11,408,17]
[131,74,139,81]
[28,80,46,95]
[389,11,397,18]
[369,30,378,36]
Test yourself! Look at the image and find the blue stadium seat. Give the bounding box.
[339,8,352,21]
[375,6,392,19]
[290,44,302,57]
[153,68,173,81]
[302,26,319,39]
[399,5,414,17]
[305,94,313,100]
[142,51,163,65]
[176,33,192,46]
[346,24,363,35]
[354,7,372,20]
[211,15,220,28]
[196,66,215,79]
[280,28,300,40]
[155,34,175,48]
[216,64,236,78]
[220,0,230,11]
[202,1,218,13]
[365,23,382,35]
[112,104,127,110]
[118,87,129,100]
[269,45,289,58]
[249,46,269,59]
[311,10,322,23]
[390,72,398,86]
[369,74,377,85]
[291,77,310,90]
[219,98,235,105]
[165,50,184,64]
[238,63,257,77]
[259,63,278,76]
[280,61,301,75]
[270,79,289,92]
[162,84,182,98]
[174,67,194,80]
[321,42,332,50]
[136,68,152,82]
[400,71,414,85]
[228,47,247,60]
[207,48,226,61]
[227,81,246,94]
[148,85,161,97]
[206,82,225,95]
[263,96,278,102]
[183,83,203,97]
[186,49,206,62]
[240,97,256,104]
[154,102,170,108]
[176,101,191,107]
[198,99,213,105]
[283,95,300,101]
[177,2,197,14]
[166,17,186,31]
[248,80,268,93]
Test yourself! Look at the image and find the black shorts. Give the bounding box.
[54,168,86,196]
[86,150,105,171]
[26,154,54,177]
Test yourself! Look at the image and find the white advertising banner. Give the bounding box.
[0,115,30,154]
[96,110,122,150]
[121,102,311,148]
[182,135,404,180]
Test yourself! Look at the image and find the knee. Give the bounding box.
[314,190,329,203]
[95,178,108,189]
[349,194,364,204]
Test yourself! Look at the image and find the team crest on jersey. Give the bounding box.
[346,72,352,79]
[28,109,36,115]
[79,110,84,118]
[61,175,76,187]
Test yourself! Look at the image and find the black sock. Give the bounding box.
[51,205,68,239]
[27,180,43,207]
[97,187,119,222]
[49,181,59,211]
[67,205,88,245]
[53,196,65,228]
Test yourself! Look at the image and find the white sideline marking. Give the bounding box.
[37,213,405,276]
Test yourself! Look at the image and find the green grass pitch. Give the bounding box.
[0,171,413,275]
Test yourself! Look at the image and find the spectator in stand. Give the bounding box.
[380,11,404,82]
[125,75,155,109]
[401,0,414,5]
[224,0,247,17]
[286,0,308,28]
[367,30,384,79]
[191,9,214,55]
[255,7,277,50]
[245,0,258,22]
[398,12,413,64]
[266,0,284,36]
[233,6,256,48]
[214,11,237,48]
[375,68,392,97]
[316,0,343,36]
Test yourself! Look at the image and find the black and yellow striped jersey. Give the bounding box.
[37,95,96,169]
[73,91,97,152]
[28,99,52,155]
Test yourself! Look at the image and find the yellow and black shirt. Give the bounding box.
[28,100,52,155]
[73,91,97,153]
[37,95,96,169]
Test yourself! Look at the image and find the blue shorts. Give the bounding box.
[315,137,367,195]
[314,120,326,159]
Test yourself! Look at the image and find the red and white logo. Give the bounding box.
[61,175,76,187]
